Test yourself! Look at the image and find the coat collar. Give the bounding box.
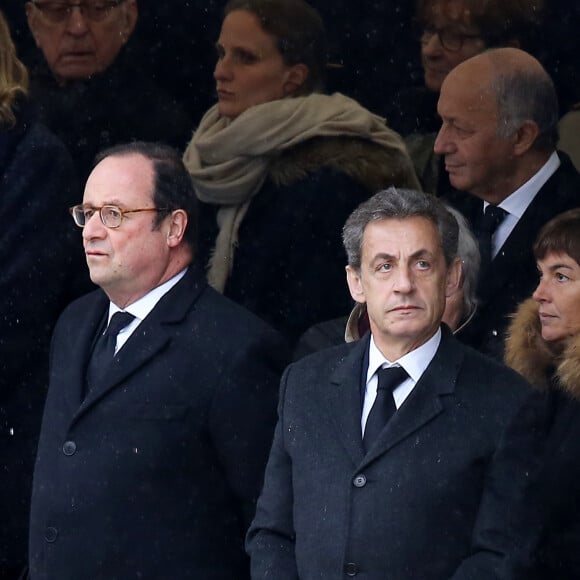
[505,298,580,400]
[322,327,463,468]
[268,134,421,192]
[324,335,369,466]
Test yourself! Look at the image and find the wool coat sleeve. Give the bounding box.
[208,325,290,529]
[246,365,300,579]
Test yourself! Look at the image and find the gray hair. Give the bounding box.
[445,205,480,324]
[493,65,559,151]
[342,187,459,270]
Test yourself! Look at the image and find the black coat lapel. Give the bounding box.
[61,291,108,414]
[322,336,370,466]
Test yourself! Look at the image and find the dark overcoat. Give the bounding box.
[0,105,83,576]
[248,328,542,579]
[29,266,288,580]
[505,298,580,579]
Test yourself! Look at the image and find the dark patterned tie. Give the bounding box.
[86,311,135,391]
[363,366,408,451]
[477,204,507,270]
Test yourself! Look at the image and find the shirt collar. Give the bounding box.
[107,268,187,323]
[485,151,560,219]
[367,327,441,384]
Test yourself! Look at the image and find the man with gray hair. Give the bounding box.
[248,187,542,580]
[435,47,580,359]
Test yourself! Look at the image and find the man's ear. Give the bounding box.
[513,120,540,156]
[346,265,366,304]
[445,257,462,298]
[120,0,139,43]
[166,210,188,248]
[283,64,309,96]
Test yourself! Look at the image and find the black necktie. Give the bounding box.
[477,204,507,270]
[86,311,135,391]
[363,366,408,451]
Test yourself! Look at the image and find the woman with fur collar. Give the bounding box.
[505,208,580,579]
[183,0,419,343]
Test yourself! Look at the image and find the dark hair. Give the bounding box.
[93,142,198,251]
[417,0,543,51]
[492,62,559,151]
[534,208,580,266]
[342,187,459,270]
[224,0,326,94]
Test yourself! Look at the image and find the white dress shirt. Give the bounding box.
[488,151,560,258]
[361,328,441,436]
[105,268,187,353]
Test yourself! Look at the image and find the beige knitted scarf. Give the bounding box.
[183,92,408,291]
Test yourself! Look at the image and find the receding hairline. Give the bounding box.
[448,47,548,85]
[87,152,156,198]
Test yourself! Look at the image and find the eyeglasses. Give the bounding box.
[420,27,482,52]
[31,0,127,24]
[70,205,169,229]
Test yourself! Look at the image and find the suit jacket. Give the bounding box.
[247,328,542,580]
[448,152,580,360]
[29,266,288,580]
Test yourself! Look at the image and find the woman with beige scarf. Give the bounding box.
[183,0,419,343]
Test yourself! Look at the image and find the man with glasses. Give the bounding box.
[24,0,192,180]
[26,0,136,82]
[28,141,287,579]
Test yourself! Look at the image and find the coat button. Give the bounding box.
[45,527,58,542]
[344,562,359,576]
[352,474,366,488]
[62,440,77,456]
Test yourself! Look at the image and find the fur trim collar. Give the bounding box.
[268,135,420,192]
[505,298,580,400]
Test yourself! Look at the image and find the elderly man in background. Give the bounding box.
[24,0,191,180]
[388,0,543,194]
[434,47,580,359]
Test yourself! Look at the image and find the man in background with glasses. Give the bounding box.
[28,141,287,580]
[26,0,135,82]
[386,0,543,196]
[23,0,192,181]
